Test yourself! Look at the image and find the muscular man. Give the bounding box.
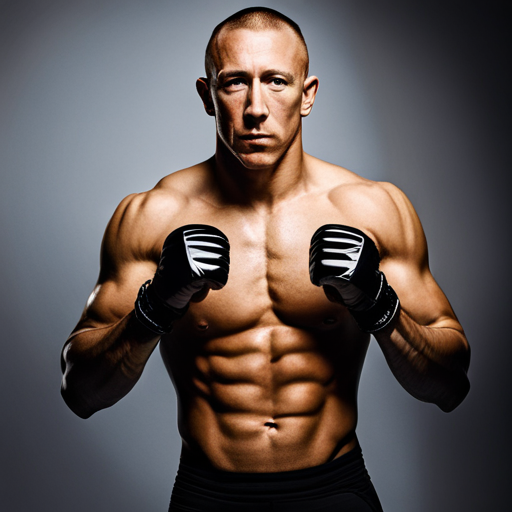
[61,7,470,511]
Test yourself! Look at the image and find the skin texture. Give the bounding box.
[61,26,470,473]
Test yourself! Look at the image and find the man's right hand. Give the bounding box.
[152,224,230,308]
[135,224,230,333]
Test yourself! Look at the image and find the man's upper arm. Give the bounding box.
[377,183,463,332]
[69,193,159,336]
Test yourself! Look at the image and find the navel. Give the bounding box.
[264,420,278,429]
[196,321,209,331]
[323,317,337,325]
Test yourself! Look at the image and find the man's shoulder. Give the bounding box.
[330,176,407,213]
[116,161,211,222]
[105,162,212,251]
[308,157,420,257]
[154,160,213,198]
[307,155,406,210]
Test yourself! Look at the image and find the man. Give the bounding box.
[61,7,470,511]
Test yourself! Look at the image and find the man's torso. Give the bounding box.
[136,156,393,472]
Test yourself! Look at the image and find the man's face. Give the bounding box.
[207,27,311,170]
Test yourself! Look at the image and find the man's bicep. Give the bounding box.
[70,193,159,333]
[378,184,462,330]
[77,260,157,331]
[383,256,460,329]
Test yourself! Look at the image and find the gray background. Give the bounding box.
[1,0,510,510]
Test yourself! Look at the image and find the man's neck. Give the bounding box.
[212,137,309,209]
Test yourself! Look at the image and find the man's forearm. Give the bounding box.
[61,311,160,418]
[374,309,470,412]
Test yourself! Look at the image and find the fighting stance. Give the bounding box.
[61,8,470,511]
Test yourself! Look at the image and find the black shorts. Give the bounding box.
[169,445,383,511]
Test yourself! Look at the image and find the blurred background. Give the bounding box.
[0,0,509,510]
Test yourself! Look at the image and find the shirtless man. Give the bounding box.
[61,7,470,511]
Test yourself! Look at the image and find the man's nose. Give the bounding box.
[244,81,269,122]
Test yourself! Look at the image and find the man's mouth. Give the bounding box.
[239,134,272,140]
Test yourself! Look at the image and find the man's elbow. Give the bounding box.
[61,381,97,419]
[437,373,470,413]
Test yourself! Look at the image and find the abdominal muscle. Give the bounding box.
[161,312,367,473]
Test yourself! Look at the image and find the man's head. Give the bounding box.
[197,7,318,170]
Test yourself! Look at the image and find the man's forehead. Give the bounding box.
[212,26,306,77]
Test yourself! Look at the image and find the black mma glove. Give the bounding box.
[135,224,230,334]
[309,224,399,333]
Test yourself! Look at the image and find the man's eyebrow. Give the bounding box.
[218,70,250,81]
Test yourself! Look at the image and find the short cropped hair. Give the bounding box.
[205,7,309,81]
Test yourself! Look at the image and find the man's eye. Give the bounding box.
[224,79,246,89]
[270,78,287,87]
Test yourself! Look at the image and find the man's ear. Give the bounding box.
[301,76,319,117]
[196,78,215,116]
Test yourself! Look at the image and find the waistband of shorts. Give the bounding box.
[174,444,371,501]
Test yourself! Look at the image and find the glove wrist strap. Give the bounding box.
[134,280,187,335]
[350,273,400,333]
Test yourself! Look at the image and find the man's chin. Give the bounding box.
[234,151,279,170]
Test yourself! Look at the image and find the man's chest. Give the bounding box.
[177,200,351,331]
